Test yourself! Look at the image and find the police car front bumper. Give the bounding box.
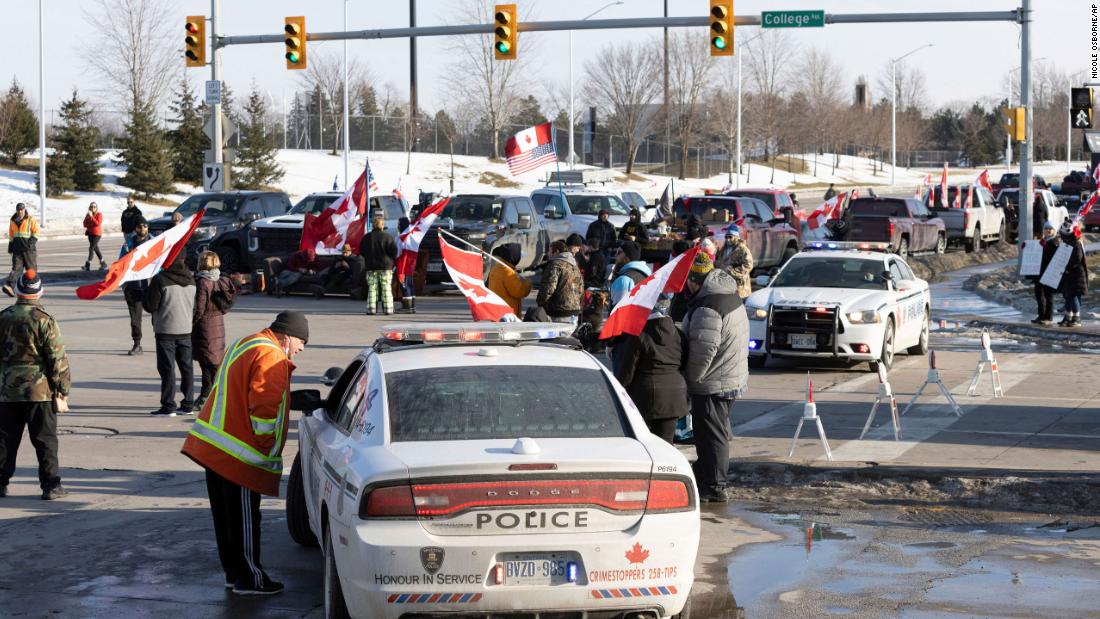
[749,309,883,361]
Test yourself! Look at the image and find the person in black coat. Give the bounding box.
[585,210,617,256]
[1058,221,1088,327]
[619,208,650,243]
[359,217,398,315]
[684,214,708,242]
[583,238,608,288]
[614,303,689,443]
[1032,194,1049,239]
[119,195,143,239]
[1031,222,1060,325]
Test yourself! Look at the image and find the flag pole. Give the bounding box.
[438,228,513,271]
[551,124,567,215]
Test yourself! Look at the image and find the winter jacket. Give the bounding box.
[0,299,70,402]
[716,237,754,298]
[181,328,294,496]
[586,219,617,251]
[360,229,398,271]
[83,212,103,237]
[681,268,749,396]
[487,260,531,316]
[142,256,196,337]
[1032,198,1049,236]
[192,270,236,366]
[619,220,650,243]
[286,248,323,273]
[8,213,38,254]
[120,205,143,235]
[684,215,708,242]
[583,250,609,288]
[120,232,152,301]
[1034,237,1061,288]
[610,261,653,305]
[1061,238,1089,297]
[536,252,583,317]
[615,314,689,422]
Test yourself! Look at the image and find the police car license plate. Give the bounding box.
[427,262,443,272]
[501,553,570,587]
[790,333,817,349]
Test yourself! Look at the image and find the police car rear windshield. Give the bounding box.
[771,257,888,291]
[385,366,628,442]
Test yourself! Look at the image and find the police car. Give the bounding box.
[286,322,699,619]
[745,242,931,371]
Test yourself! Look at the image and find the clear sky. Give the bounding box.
[8,0,1092,117]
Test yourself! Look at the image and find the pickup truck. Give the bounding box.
[845,197,946,257]
[991,173,1049,195]
[420,193,570,287]
[724,188,799,226]
[994,188,1070,240]
[639,195,800,269]
[1054,170,1097,209]
[929,185,1006,252]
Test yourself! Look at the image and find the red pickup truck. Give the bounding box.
[844,197,946,258]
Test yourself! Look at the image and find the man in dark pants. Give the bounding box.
[120,219,152,355]
[143,252,196,416]
[1031,221,1060,326]
[680,252,749,503]
[0,271,71,500]
[5,203,39,298]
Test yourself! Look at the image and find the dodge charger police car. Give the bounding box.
[745,242,931,371]
[286,323,699,619]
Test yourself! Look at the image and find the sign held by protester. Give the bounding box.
[1039,244,1072,289]
[1018,240,1043,277]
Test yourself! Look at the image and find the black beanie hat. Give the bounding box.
[619,240,640,262]
[566,233,585,247]
[270,310,309,343]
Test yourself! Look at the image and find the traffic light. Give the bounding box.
[709,0,734,57]
[1003,106,1026,142]
[185,16,206,68]
[284,16,307,70]
[1071,87,1093,129]
[494,4,517,60]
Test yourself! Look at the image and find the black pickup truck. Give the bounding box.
[845,198,946,257]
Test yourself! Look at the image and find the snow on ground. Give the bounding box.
[2,147,1089,237]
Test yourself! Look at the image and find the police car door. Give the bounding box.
[888,258,920,346]
[313,359,371,528]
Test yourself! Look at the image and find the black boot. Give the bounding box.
[82,262,90,271]
[99,260,108,271]
[128,340,143,355]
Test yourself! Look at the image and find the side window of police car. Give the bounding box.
[896,260,915,281]
[324,360,364,423]
[888,260,905,285]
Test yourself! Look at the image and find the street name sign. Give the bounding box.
[762,10,825,28]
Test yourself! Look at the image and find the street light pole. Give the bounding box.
[736,32,763,189]
[343,0,350,189]
[38,0,45,225]
[568,1,621,170]
[890,43,933,187]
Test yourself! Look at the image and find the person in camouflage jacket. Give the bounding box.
[536,240,583,323]
[0,270,71,500]
[716,224,754,299]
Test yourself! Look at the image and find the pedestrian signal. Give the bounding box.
[709,0,734,57]
[185,17,206,68]
[284,16,307,70]
[1071,87,1093,129]
[494,4,517,60]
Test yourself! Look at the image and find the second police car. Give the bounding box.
[745,242,931,371]
[286,322,699,619]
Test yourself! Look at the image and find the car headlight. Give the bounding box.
[193,225,217,241]
[746,304,769,320]
[847,310,881,324]
[465,232,486,241]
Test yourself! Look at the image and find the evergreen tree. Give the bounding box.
[508,94,546,129]
[0,79,39,166]
[168,78,206,185]
[46,89,101,192]
[234,89,284,189]
[118,100,174,196]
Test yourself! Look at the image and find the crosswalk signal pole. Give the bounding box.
[211,0,222,167]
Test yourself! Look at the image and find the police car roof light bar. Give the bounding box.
[805,241,892,253]
[381,322,575,344]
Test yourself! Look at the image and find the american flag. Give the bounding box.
[504,122,558,176]
[365,160,379,192]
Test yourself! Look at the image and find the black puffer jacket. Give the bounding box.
[586,219,617,251]
[1060,237,1089,297]
[615,314,688,421]
[359,229,398,271]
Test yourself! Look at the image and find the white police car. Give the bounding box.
[286,322,699,619]
[745,242,931,371]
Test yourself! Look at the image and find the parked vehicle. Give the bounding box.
[640,195,800,269]
[530,186,633,236]
[845,197,946,257]
[421,194,570,286]
[991,172,1049,195]
[995,188,1070,240]
[929,185,1005,252]
[1055,169,1096,198]
[147,190,292,273]
[724,188,798,225]
[246,192,408,271]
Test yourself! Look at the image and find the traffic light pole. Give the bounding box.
[1019,0,1033,241]
[211,0,223,167]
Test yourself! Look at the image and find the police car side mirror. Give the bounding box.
[320,366,343,387]
[290,389,322,413]
[881,271,894,281]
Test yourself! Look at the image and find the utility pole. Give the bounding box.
[663,0,670,171]
[409,0,418,153]
[1019,0,1033,241]
[343,0,350,188]
[38,0,45,225]
[211,0,223,166]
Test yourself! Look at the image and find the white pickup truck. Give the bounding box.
[929,185,1006,253]
[995,188,1070,240]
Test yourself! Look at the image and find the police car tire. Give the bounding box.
[748,354,767,369]
[287,454,319,548]
[875,319,895,372]
[324,527,352,619]
[907,311,930,355]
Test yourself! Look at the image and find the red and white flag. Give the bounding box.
[940,162,949,209]
[395,196,450,282]
[504,122,557,176]
[952,187,962,209]
[392,177,404,202]
[915,173,932,199]
[300,165,372,255]
[438,234,516,322]
[1092,164,1100,186]
[1077,191,1098,220]
[964,183,974,209]
[807,192,846,230]
[600,247,700,340]
[76,209,206,300]
[975,169,994,195]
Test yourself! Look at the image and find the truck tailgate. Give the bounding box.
[929,209,965,238]
[847,216,893,242]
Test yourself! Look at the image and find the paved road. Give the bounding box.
[0,238,1097,617]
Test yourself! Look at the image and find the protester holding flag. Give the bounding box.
[614,297,688,444]
[610,241,651,306]
[143,251,196,417]
[536,240,583,325]
[121,219,152,355]
[360,216,398,316]
[681,252,749,504]
[486,244,531,317]
[1058,220,1088,328]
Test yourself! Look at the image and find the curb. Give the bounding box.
[965,318,1100,342]
[730,460,1100,484]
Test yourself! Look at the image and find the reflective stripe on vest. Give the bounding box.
[188,419,283,474]
[208,335,282,429]
[11,219,34,239]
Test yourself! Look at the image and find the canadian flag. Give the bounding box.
[76,209,206,300]
[300,165,371,255]
[1077,191,1098,221]
[395,197,450,282]
[975,169,994,195]
[438,234,516,322]
[940,162,949,209]
[964,184,974,209]
[952,186,962,209]
[915,173,932,199]
[600,247,700,340]
[807,192,846,230]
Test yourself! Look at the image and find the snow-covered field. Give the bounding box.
[1,148,1088,237]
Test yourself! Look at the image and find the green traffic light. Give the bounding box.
[496,41,510,54]
[712,36,727,50]
[286,52,300,63]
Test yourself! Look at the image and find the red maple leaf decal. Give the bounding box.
[625,542,650,564]
[524,134,532,143]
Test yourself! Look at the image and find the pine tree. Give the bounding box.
[0,79,39,166]
[118,100,174,196]
[168,78,206,185]
[234,89,284,189]
[45,89,101,193]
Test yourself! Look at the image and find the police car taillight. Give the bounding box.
[362,485,416,518]
[645,479,693,513]
[381,322,574,344]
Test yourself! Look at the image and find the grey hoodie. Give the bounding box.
[681,268,749,396]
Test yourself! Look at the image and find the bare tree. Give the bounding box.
[876,60,928,114]
[667,31,712,179]
[444,0,532,159]
[82,0,175,110]
[298,50,373,154]
[583,42,661,174]
[745,30,796,181]
[796,46,843,175]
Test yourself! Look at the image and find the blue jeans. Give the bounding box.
[1064,294,1082,314]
